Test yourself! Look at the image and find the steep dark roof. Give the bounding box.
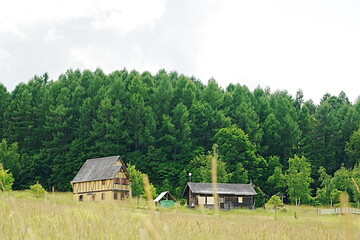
[184,182,257,196]
[71,156,124,183]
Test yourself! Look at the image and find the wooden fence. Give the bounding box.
[317,208,360,215]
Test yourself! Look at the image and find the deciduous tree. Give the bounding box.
[286,155,313,205]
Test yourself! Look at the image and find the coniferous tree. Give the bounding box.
[4,84,35,152]
[0,84,10,140]
[346,127,360,167]
[1,67,360,204]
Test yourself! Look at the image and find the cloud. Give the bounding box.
[68,43,163,78]
[1,0,359,103]
[44,26,64,41]
[65,0,214,78]
[195,0,360,102]
[0,0,167,38]
[90,0,166,34]
[0,49,10,60]
[69,45,115,71]
[0,49,12,71]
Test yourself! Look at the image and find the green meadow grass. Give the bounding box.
[0,191,359,240]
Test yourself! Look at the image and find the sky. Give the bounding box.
[0,0,359,103]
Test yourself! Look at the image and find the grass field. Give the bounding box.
[0,191,359,240]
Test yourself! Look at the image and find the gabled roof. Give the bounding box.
[71,156,126,183]
[183,182,257,196]
[275,192,285,197]
[154,191,176,203]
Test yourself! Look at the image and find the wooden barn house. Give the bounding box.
[71,156,131,202]
[183,182,257,209]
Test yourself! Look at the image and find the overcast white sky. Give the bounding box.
[0,0,359,103]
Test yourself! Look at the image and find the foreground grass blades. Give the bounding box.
[0,191,359,240]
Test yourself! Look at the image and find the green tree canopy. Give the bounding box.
[285,155,313,205]
[345,127,360,167]
[0,139,20,181]
[0,164,14,192]
[1,68,360,206]
[188,144,232,183]
[214,125,267,184]
[128,164,144,204]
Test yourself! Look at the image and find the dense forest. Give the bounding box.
[0,69,360,205]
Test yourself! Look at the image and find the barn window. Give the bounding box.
[121,178,129,185]
[92,194,96,201]
[114,192,118,200]
[101,193,105,200]
[102,180,106,185]
[114,178,121,184]
[79,195,83,201]
[207,197,214,204]
[198,196,205,205]
[121,192,124,200]
[238,197,243,203]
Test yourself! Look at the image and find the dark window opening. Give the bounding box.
[114,192,118,200]
[114,177,129,185]
[121,178,129,185]
[79,195,83,201]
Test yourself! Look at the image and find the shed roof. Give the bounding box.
[71,156,125,183]
[154,191,176,203]
[275,192,285,197]
[183,182,257,196]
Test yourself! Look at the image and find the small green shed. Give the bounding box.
[154,191,176,208]
[160,200,175,208]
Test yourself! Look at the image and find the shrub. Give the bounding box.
[266,195,283,219]
[30,183,46,198]
[279,207,288,213]
[267,195,282,210]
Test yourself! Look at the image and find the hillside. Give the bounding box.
[0,69,359,204]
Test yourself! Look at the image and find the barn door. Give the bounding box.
[224,197,229,209]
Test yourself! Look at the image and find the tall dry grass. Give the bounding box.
[339,192,356,240]
[210,145,219,213]
[0,191,359,239]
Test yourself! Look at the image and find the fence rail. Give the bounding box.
[317,208,360,215]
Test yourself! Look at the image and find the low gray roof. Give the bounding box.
[71,156,123,183]
[185,182,257,196]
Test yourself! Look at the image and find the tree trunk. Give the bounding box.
[274,209,277,220]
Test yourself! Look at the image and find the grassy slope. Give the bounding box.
[0,191,359,240]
